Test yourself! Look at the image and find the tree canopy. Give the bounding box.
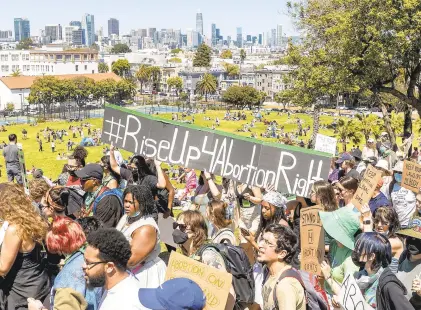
[98,62,109,73]
[111,43,132,54]
[193,44,212,67]
[167,76,183,95]
[168,57,182,63]
[195,73,217,101]
[111,59,131,77]
[223,63,240,79]
[16,38,34,50]
[220,50,233,59]
[222,85,264,109]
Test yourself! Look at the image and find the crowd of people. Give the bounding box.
[1,115,421,310]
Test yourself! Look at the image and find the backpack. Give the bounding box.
[93,188,124,216]
[197,242,255,304]
[273,268,329,310]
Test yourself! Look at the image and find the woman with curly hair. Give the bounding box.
[100,155,120,189]
[115,185,166,288]
[0,183,49,309]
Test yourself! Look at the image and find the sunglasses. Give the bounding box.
[173,222,187,230]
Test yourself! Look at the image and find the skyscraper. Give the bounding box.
[277,24,283,46]
[82,14,95,46]
[211,24,217,47]
[246,35,252,42]
[148,28,157,41]
[271,29,277,47]
[258,34,263,45]
[236,27,243,48]
[108,18,119,37]
[45,24,62,42]
[196,11,203,36]
[70,21,82,28]
[186,29,199,48]
[14,18,30,41]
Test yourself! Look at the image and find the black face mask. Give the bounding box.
[406,237,421,259]
[172,229,188,244]
[68,170,77,177]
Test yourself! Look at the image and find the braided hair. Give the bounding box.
[123,185,155,217]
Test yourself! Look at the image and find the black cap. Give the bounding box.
[75,163,103,181]
[350,149,362,160]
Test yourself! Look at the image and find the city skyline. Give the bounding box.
[0,0,298,39]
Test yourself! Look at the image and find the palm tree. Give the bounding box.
[148,66,161,92]
[11,69,21,77]
[196,73,217,102]
[98,62,109,73]
[335,119,362,151]
[355,113,383,143]
[239,49,246,84]
[135,65,151,94]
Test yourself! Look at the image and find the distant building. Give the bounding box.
[14,18,30,42]
[179,67,227,93]
[271,29,276,47]
[45,24,62,43]
[108,18,119,37]
[236,27,243,48]
[196,11,203,36]
[186,29,199,48]
[148,28,157,43]
[246,35,252,42]
[255,66,291,99]
[211,24,217,47]
[82,14,95,46]
[277,24,283,46]
[258,34,263,45]
[0,30,13,42]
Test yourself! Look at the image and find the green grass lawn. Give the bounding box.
[0,109,394,183]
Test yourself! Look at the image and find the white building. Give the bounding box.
[64,26,79,44]
[0,72,120,111]
[0,48,98,77]
[277,25,283,46]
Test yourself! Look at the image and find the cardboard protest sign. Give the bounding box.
[402,160,421,192]
[339,272,374,310]
[351,165,382,211]
[315,134,337,156]
[102,105,332,197]
[157,213,177,248]
[165,251,232,310]
[300,206,324,276]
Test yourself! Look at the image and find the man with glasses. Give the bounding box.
[257,224,305,310]
[83,228,145,310]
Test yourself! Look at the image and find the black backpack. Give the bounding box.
[197,241,255,305]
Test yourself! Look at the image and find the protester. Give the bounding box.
[83,228,143,309]
[361,206,403,273]
[76,163,123,227]
[310,180,338,212]
[375,159,393,200]
[257,224,305,310]
[0,183,50,309]
[115,185,167,288]
[3,134,22,184]
[368,178,391,215]
[177,167,197,201]
[362,138,379,159]
[207,200,236,245]
[336,176,359,210]
[100,155,120,189]
[336,153,361,180]
[77,216,104,238]
[192,171,221,216]
[138,278,206,310]
[390,161,416,228]
[29,178,51,208]
[40,186,69,220]
[45,216,103,310]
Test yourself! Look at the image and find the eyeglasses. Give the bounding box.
[173,222,187,230]
[260,238,276,248]
[83,260,107,270]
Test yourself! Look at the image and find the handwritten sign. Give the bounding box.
[300,206,324,276]
[102,105,331,197]
[315,134,337,156]
[402,160,421,192]
[339,273,374,310]
[165,251,232,310]
[351,165,382,211]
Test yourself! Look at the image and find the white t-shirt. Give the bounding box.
[99,274,148,310]
[391,186,416,227]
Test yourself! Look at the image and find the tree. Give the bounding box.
[239,49,246,63]
[115,79,136,102]
[286,0,421,133]
[111,43,131,54]
[135,65,151,94]
[98,62,109,73]
[222,85,262,109]
[6,103,14,112]
[391,112,404,137]
[222,63,240,79]
[94,79,117,104]
[193,44,212,67]
[167,76,183,96]
[90,43,100,51]
[355,113,383,143]
[220,50,233,59]
[69,77,95,117]
[111,59,131,77]
[334,119,362,152]
[195,73,217,101]
[28,76,62,116]
[148,66,161,91]
[11,69,21,77]
[168,57,182,63]
[274,92,288,109]
[16,38,33,50]
[171,48,182,54]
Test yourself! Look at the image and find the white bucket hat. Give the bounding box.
[375,159,389,171]
[393,161,404,173]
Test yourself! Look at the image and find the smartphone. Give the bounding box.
[240,227,250,236]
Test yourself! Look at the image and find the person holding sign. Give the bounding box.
[336,176,359,210]
[390,161,416,228]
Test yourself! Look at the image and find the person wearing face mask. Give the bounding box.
[375,159,393,201]
[336,153,361,181]
[394,218,421,308]
[115,185,166,288]
[361,206,403,273]
[390,161,416,228]
[348,232,414,310]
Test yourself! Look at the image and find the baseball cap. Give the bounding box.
[398,217,421,239]
[138,278,206,310]
[350,149,362,160]
[335,153,353,164]
[75,163,103,181]
[33,169,43,179]
[367,138,375,143]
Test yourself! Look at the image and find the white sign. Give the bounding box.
[339,273,374,310]
[157,213,177,248]
[315,134,337,156]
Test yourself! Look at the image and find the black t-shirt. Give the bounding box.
[95,195,122,228]
[139,175,158,197]
[120,167,134,184]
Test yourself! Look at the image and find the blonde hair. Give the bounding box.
[177,210,207,256]
[0,183,48,243]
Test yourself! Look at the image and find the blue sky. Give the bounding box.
[1,0,299,38]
